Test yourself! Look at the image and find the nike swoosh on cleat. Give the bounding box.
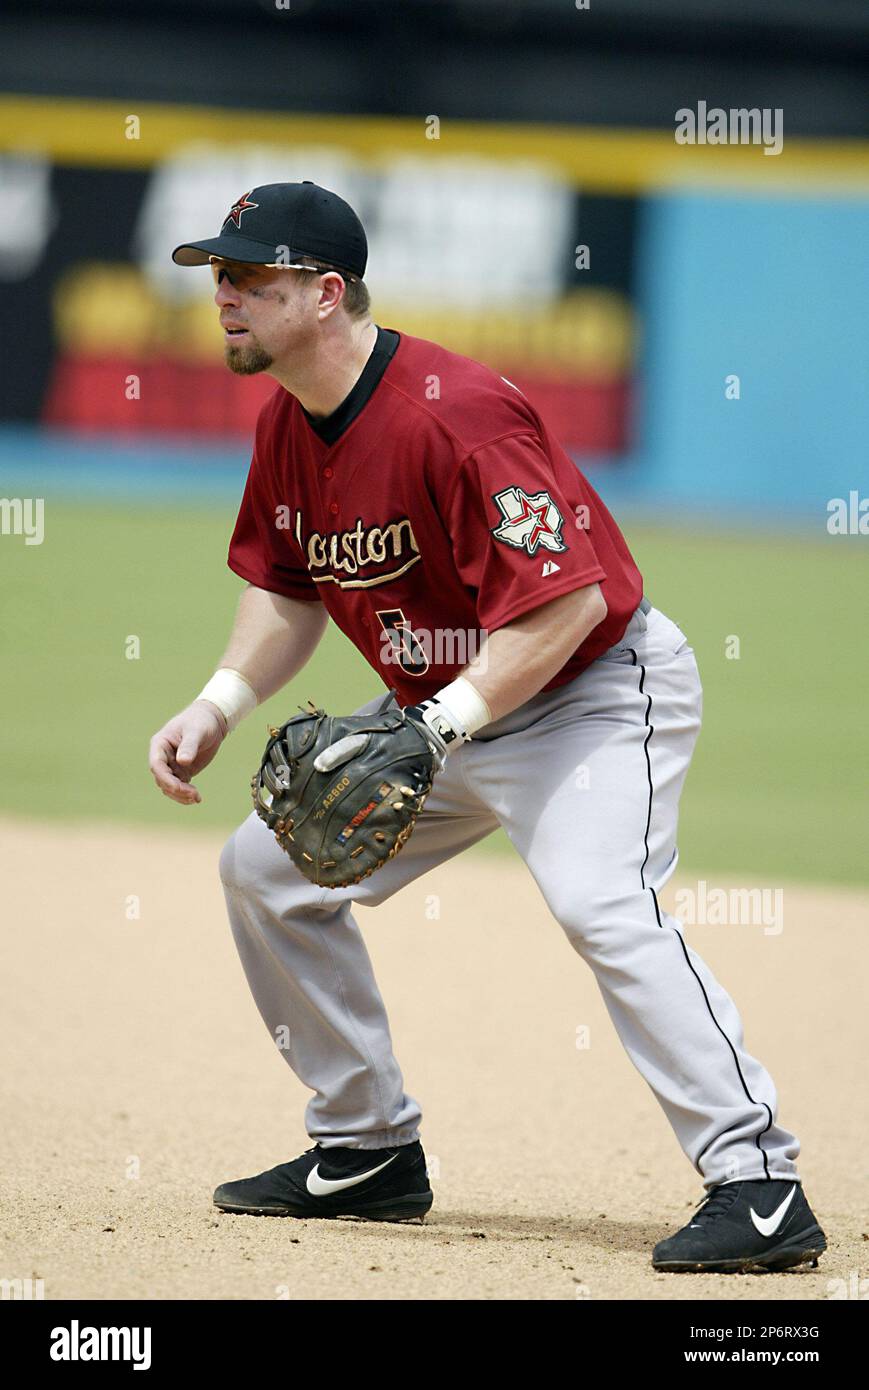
[306,1154,398,1196]
[749,1184,797,1237]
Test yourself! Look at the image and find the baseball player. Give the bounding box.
[149,182,826,1273]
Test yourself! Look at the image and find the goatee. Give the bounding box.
[225,343,273,376]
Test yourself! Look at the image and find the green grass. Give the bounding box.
[1,501,866,885]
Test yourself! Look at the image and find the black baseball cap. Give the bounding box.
[172,181,368,278]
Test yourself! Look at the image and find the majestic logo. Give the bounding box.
[293,510,422,589]
[491,486,567,556]
[223,192,259,228]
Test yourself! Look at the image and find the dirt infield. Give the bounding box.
[1,817,865,1301]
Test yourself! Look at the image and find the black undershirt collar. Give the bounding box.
[301,326,400,446]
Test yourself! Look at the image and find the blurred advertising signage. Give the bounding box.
[35,147,636,454]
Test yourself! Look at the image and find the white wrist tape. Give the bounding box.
[417,676,493,753]
[196,668,258,733]
[437,676,493,735]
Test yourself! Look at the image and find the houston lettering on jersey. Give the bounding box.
[290,509,422,587]
[228,330,643,705]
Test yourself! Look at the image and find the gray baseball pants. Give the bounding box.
[219,603,800,1188]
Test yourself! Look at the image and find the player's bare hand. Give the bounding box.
[149,700,228,805]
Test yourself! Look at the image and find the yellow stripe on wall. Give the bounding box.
[2,94,868,193]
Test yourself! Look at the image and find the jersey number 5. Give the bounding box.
[374,608,430,676]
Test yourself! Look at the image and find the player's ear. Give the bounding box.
[316,271,347,321]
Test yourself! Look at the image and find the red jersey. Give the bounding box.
[228,329,643,706]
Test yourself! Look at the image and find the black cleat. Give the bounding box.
[652,1178,827,1273]
[213,1139,433,1223]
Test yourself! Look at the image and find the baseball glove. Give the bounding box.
[251,689,446,889]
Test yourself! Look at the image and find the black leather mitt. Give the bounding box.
[251,690,445,889]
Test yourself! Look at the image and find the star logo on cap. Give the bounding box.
[223,192,259,229]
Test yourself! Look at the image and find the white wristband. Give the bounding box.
[436,676,492,735]
[414,676,493,753]
[196,668,258,733]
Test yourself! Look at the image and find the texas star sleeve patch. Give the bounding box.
[490,485,568,556]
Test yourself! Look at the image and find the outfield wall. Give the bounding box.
[1,99,867,523]
[588,189,869,520]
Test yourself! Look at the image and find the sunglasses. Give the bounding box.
[209,256,356,290]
